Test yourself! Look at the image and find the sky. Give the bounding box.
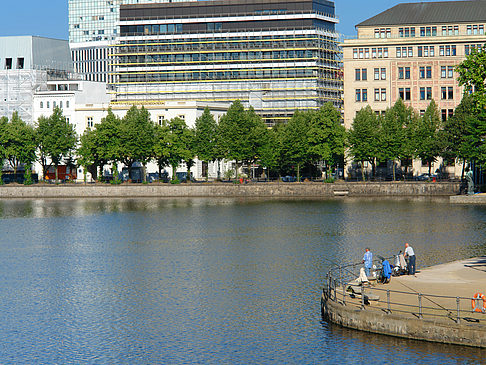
[0,0,448,40]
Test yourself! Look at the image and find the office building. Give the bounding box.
[111,0,343,125]
[342,0,486,177]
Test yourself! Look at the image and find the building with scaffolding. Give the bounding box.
[0,36,73,124]
[110,0,343,125]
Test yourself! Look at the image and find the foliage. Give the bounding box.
[414,100,443,175]
[3,112,37,175]
[167,117,193,180]
[456,47,486,112]
[152,123,171,179]
[348,106,380,181]
[23,166,33,185]
[37,107,77,182]
[194,107,218,179]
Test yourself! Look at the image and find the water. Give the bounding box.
[0,197,485,364]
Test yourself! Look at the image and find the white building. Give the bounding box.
[33,81,230,181]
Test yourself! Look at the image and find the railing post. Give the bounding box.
[418,293,423,319]
[361,285,365,309]
[340,266,346,306]
[387,290,391,314]
[456,297,460,324]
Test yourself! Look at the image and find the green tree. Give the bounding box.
[153,123,171,180]
[280,110,311,181]
[442,94,475,177]
[414,100,443,175]
[194,107,218,180]
[245,107,269,179]
[307,103,346,178]
[456,47,486,112]
[37,107,77,182]
[348,106,380,181]
[77,127,106,181]
[3,112,36,176]
[0,116,7,184]
[119,106,155,182]
[259,124,282,179]
[379,99,414,180]
[167,117,193,181]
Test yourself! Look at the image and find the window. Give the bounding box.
[372,48,377,58]
[381,68,386,80]
[432,27,437,36]
[426,27,431,36]
[441,66,447,78]
[374,68,379,80]
[381,88,387,101]
[375,29,380,38]
[378,48,383,58]
[178,114,185,120]
[353,49,358,59]
[359,48,364,59]
[430,46,435,57]
[53,101,56,108]
[60,101,63,109]
[452,45,456,56]
[5,58,12,69]
[399,28,404,37]
[402,47,407,57]
[426,87,432,100]
[424,46,429,57]
[467,25,472,35]
[426,66,432,79]
[420,27,425,37]
[408,47,413,57]
[411,27,416,37]
[446,45,451,56]
[362,89,368,102]
[442,26,447,36]
[158,115,165,125]
[384,48,389,58]
[440,46,444,56]
[40,101,43,108]
[362,68,367,81]
[374,88,380,101]
[420,87,425,100]
[399,88,404,100]
[396,47,401,58]
[364,48,370,59]
[481,25,485,35]
[398,67,404,79]
[47,101,50,108]
[399,88,411,101]
[442,109,447,121]
[87,117,94,128]
[355,69,360,81]
[16,58,24,69]
[418,46,422,57]
[454,25,459,35]
[448,87,454,99]
[386,29,391,38]
[405,67,410,79]
[441,87,447,100]
[419,66,425,79]
[474,25,478,35]
[66,101,70,108]
[355,89,361,102]
[465,45,470,55]
[448,66,454,78]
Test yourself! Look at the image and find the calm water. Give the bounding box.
[0,197,485,364]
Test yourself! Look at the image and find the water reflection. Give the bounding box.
[0,197,485,363]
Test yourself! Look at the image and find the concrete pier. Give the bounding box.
[322,257,486,348]
[450,193,486,204]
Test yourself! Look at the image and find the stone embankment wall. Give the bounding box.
[321,292,486,348]
[0,182,459,199]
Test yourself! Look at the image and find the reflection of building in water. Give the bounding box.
[342,1,486,178]
[111,0,343,126]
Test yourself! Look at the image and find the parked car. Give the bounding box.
[281,175,297,182]
[414,173,437,181]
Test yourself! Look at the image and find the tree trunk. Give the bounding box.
[372,160,376,179]
[142,163,146,183]
[172,165,177,181]
[55,163,59,184]
[461,159,465,180]
[428,161,432,176]
[235,161,239,181]
[297,163,300,182]
[392,160,396,181]
[361,160,365,182]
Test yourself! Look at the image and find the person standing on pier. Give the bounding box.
[404,243,416,275]
[362,248,373,277]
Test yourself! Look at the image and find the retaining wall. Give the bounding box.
[321,291,486,348]
[0,182,460,199]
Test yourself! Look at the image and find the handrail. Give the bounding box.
[324,258,484,324]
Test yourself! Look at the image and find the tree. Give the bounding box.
[348,106,380,181]
[94,109,124,179]
[153,123,171,180]
[3,112,36,176]
[119,106,155,182]
[0,116,7,184]
[456,47,486,112]
[414,100,442,175]
[78,128,104,181]
[245,106,269,179]
[307,103,346,178]
[37,107,77,182]
[442,94,475,177]
[280,110,311,181]
[259,124,282,179]
[194,107,218,180]
[379,99,414,180]
[167,117,193,181]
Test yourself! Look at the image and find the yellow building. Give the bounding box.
[342,0,486,177]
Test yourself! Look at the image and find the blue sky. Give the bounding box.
[0,0,446,39]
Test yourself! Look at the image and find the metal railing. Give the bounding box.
[323,259,484,324]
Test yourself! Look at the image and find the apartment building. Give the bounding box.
[342,0,486,129]
[111,0,343,125]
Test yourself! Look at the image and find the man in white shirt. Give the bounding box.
[404,243,416,275]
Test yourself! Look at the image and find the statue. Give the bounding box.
[465,166,474,195]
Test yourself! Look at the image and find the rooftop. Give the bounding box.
[357,0,486,27]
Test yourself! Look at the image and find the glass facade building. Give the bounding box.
[112,0,343,124]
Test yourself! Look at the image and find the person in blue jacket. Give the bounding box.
[362,248,373,277]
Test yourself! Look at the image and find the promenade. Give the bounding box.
[322,257,486,348]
